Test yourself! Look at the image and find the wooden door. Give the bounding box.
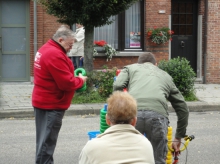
[171,0,198,73]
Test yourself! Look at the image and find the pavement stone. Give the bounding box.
[0,82,220,118]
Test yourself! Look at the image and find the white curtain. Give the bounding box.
[94,16,118,49]
[125,1,141,48]
[93,1,140,49]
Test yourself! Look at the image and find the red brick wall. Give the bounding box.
[205,0,220,83]
[145,0,171,63]
[94,57,139,69]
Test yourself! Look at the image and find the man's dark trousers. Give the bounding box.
[34,107,65,164]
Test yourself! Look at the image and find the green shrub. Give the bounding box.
[184,91,198,101]
[72,90,106,104]
[72,66,117,104]
[73,62,197,103]
[158,57,196,96]
[91,66,117,98]
[72,70,107,104]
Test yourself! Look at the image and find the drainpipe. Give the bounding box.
[31,1,37,83]
[203,0,208,84]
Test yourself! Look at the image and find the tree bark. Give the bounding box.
[84,27,94,72]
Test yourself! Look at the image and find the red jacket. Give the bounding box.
[32,39,84,110]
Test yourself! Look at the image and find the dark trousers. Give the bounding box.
[34,107,65,164]
[69,56,80,69]
[79,57,84,67]
[135,110,169,164]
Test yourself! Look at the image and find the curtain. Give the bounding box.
[125,1,141,48]
[94,16,118,49]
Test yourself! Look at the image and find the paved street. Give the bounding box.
[0,111,220,164]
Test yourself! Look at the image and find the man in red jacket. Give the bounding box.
[32,25,87,164]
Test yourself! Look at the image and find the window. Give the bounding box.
[94,16,118,49]
[94,1,144,51]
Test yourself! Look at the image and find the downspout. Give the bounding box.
[32,1,37,83]
[203,0,208,84]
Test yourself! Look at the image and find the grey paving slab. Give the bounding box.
[0,82,220,118]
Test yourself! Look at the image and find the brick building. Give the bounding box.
[0,0,219,83]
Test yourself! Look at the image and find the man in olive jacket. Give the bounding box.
[113,52,189,164]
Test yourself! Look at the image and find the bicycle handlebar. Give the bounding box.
[168,135,195,152]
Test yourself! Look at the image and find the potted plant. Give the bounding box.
[147,27,174,45]
[93,40,117,61]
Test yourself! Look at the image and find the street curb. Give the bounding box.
[0,101,220,119]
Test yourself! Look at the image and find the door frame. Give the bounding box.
[0,0,30,82]
[169,0,202,83]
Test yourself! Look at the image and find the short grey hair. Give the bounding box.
[138,52,156,65]
[52,25,75,41]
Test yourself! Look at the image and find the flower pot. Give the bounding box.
[147,38,169,46]
[94,46,105,52]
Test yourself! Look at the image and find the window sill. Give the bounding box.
[94,51,144,57]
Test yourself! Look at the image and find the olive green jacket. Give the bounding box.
[113,62,189,138]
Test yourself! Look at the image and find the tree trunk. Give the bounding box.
[84,27,94,72]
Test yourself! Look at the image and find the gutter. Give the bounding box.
[203,0,208,84]
[31,1,38,83]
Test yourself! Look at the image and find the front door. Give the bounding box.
[171,0,198,73]
[0,0,30,81]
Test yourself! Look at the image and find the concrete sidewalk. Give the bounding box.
[0,82,220,118]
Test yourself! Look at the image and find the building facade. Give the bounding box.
[0,0,219,83]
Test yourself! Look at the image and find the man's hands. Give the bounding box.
[172,138,181,155]
[78,73,87,83]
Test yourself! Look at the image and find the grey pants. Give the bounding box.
[135,110,169,164]
[34,107,65,164]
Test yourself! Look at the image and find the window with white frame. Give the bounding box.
[94,0,144,51]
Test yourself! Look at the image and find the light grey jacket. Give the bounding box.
[68,27,85,57]
[79,124,155,164]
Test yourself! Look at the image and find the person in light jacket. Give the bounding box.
[68,23,85,69]
[79,91,155,164]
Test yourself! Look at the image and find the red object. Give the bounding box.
[94,40,107,47]
[172,152,179,164]
[32,39,84,110]
[147,31,152,36]
[116,69,127,91]
[173,159,178,164]
[116,70,121,76]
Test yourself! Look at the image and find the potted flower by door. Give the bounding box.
[93,40,117,61]
[147,27,174,45]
